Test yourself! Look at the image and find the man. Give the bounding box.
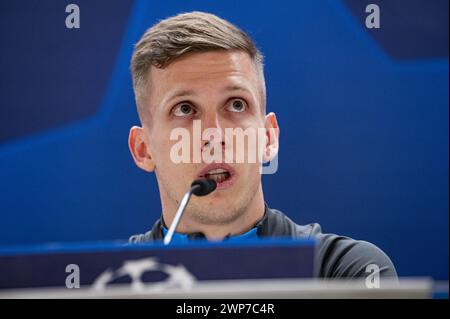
[127,11,397,279]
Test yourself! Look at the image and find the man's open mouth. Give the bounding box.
[198,164,236,188]
[204,168,231,183]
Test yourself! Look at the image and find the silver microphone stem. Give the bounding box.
[163,185,199,245]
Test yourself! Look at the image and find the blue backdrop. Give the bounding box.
[0,0,448,280]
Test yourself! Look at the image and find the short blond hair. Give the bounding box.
[131,11,266,123]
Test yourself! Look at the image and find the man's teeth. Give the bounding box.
[206,168,227,174]
[205,173,229,183]
[204,169,230,183]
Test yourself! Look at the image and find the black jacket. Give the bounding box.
[129,204,398,279]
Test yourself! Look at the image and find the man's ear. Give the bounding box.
[263,112,280,162]
[128,126,155,172]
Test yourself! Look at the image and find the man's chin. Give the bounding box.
[190,189,238,209]
[187,201,241,225]
[195,191,233,206]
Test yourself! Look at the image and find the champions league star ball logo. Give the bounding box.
[91,257,197,292]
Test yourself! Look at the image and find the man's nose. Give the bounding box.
[201,113,227,150]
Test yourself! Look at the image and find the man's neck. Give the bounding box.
[161,186,266,241]
[194,202,265,241]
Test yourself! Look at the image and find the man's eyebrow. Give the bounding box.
[162,85,252,107]
[163,89,196,106]
[221,84,252,94]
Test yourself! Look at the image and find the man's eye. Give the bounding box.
[227,99,247,113]
[173,103,195,116]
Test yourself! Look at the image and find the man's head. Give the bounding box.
[131,11,266,124]
[128,12,279,238]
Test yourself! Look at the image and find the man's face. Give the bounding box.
[131,51,277,225]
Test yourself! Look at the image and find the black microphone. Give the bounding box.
[191,178,217,196]
[163,179,217,245]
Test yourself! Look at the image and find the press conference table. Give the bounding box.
[0,240,445,299]
[0,278,435,299]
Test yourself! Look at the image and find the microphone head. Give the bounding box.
[191,179,217,196]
